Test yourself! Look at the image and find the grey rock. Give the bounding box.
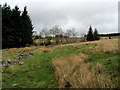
[30,52,33,55]
[4,62,9,67]
[18,62,24,65]
[20,53,24,56]
[7,59,11,64]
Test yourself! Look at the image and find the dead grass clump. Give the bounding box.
[52,54,114,88]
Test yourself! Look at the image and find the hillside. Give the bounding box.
[2,38,119,88]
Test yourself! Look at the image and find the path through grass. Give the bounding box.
[2,43,118,88]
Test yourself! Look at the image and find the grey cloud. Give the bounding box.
[1,1,118,35]
[26,1,118,35]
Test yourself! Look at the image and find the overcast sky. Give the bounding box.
[0,0,119,35]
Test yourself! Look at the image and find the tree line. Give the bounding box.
[33,26,77,39]
[33,25,100,42]
[33,25,100,45]
[2,4,101,48]
[2,3,33,49]
[33,26,82,45]
[99,33,120,37]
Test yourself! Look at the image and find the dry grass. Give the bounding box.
[34,37,85,45]
[56,38,119,54]
[36,38,119,54]
[52,54,114,88]
[3,38,118,57]
[90,39,119,53]
[38,46,54,52]
[2,46,38,56]
[58,39,119,53]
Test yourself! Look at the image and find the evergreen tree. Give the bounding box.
[93,28,100,40]
[11,5,21,47]
[86,25,94,41]
[2,4,33,48]
[20,6,33,47]
[2,3,13,48]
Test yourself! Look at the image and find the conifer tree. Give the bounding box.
[2,3,13,48]
[2,4,33,48]
[93,28,100,40]
[86,25,94,41]
[11,5,21,47]
[20,6,33,47]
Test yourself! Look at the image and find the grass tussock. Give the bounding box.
[52,54,114,88]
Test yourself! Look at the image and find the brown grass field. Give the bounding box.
[52,38,119,88]
[3,38,118,55]
[34,37,85,44]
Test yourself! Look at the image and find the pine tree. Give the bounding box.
[86,25,94,41]
[11,5,21,47]
[20,6,33,47]
[93,28,100,40]
[2,3,13,48]
[2,4,33,48]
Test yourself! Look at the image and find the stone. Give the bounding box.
[7,59,11,64]
[20,53,24,56]
[12,84,17,87]
[18,53,24,59]
[30,52,33,55]
[4,62,9,67]
[18,62,24,65]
